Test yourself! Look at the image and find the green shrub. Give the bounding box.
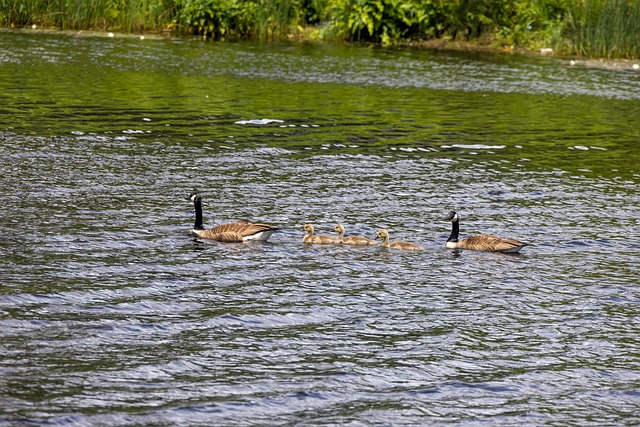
[322,0,567,46]
[172,0,305,39]
[325,0,444,43]
[174,0,240,37]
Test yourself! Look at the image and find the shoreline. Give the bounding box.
[405,38,640,72]
[3,26,639,72]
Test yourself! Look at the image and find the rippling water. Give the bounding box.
[1,32,639,425]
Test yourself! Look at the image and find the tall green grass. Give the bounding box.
[565,0,640,58]
[0,0,173,32]
[252,0,303,39]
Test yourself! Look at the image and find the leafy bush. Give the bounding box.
[323,0,567,46]
[174,0,241,37]
[172,0,305,39]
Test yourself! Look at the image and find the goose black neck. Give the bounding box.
[447,219,459,243]
[193,197,205,230]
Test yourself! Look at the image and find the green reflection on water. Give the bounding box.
[1,33,638,181]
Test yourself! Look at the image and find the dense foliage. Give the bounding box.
[1,0,639,57]
[321,0,567,46]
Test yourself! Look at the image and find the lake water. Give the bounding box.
[1,31,639,425]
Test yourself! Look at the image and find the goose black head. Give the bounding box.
[446,211,459,222]
[189,193,201,203]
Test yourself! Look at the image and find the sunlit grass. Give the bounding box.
[253,0,301,39]
[565,0,640,58]
[0,0,173,32]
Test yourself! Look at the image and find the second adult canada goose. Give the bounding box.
[189,193,279,242]
[445,210,528,253]
[376,229,424,251]
[334,224,378,246]
[303,224,338,244]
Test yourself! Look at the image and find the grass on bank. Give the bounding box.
[0,0,172,32]
[0,0,639,58]
[565,0,640,58]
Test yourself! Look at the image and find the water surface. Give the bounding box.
[1,32,639,425]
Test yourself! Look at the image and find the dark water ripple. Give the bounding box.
[2,135,639,425]
[1,33,640,426]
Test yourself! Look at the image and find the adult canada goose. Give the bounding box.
[303,223,338,244]
[445,210,528,253]
[376,229,424,251]
[334,223,378,246]
[189,193,279,242]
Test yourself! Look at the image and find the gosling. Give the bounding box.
[334,223,378,246]
[303,223,338,244]
[376,229,424,251]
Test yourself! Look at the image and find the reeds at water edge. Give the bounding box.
[565,0,640,58]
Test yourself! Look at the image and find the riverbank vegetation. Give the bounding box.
[1,0,639,58]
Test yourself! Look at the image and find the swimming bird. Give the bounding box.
[334,223,378,246]
[376,229,424,251]
[188,193,279,242]
[445,210,528,253]
[303,223,338,244]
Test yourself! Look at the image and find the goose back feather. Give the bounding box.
[445,211,527,253]
[189,193,279,242]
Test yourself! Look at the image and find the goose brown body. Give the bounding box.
[376,229,424,251]
[189,193,278,242]
[303,224,338,244]
[334,224,378,246]
[445,211,528,253]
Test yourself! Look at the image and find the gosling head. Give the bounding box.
[334,224,345,233]
[303,224,315,233]
[376,229,389,240]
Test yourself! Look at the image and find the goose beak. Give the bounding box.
[445,211,457,221]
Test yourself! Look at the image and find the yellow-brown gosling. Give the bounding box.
[303,223,338,244]
[445,210,528,253]
[189,193,279,242]
[334,223,378,246]
[376,229,424,251]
